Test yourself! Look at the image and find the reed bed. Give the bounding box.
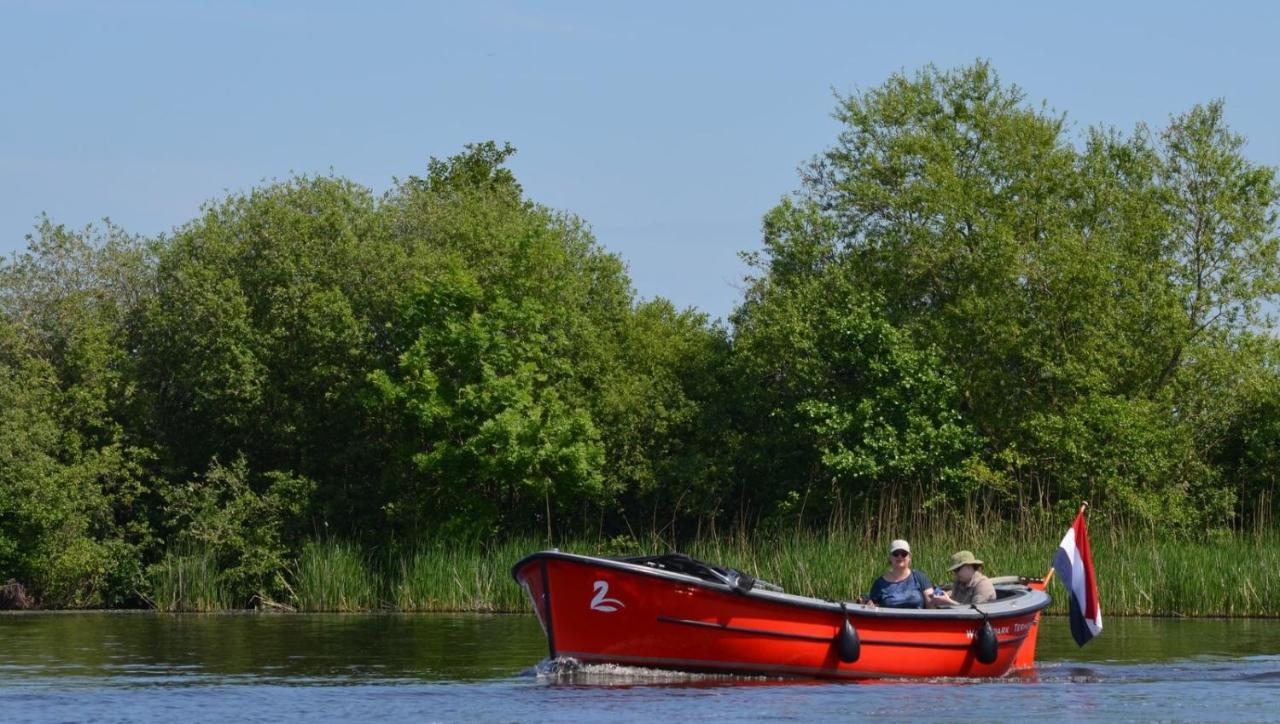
[690,530,1280,618]
[148,547,232,612]
[378,528,1280,617]
[293,539,383,612]
[147,529,1280,616]
[390,539,529,612]
[691,527,1280,619]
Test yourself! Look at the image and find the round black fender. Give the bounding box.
[835,604,860,663]
[973,619,998,664]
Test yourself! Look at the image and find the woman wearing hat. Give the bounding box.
[932,550,996,605]
[865,539,939,609]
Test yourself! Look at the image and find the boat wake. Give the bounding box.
[532,657,783,687]
[528,657,1111,687]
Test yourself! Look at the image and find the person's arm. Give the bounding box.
[867,577,885,606]
[918,572,941,608]
[974,578,997,604]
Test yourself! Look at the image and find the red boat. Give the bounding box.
[512,551,1052,680]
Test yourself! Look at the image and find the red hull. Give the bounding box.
[514,552,1050,680]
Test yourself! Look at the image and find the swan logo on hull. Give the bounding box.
[590,580,625,612]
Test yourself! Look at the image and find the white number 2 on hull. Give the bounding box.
[590,580,625,612]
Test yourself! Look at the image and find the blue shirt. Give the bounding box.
[869,570,934,609]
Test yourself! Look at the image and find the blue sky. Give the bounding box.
[3,1,1278,320]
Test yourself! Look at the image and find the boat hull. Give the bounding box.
[513,551,1050,680]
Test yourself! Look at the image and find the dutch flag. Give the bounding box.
[1052,507,1102,647]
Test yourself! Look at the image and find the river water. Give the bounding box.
[2,613,1278,722]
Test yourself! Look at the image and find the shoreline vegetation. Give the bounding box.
[131,527,1280,618]
[5,62,1280,614]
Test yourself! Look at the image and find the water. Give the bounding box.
[2,613,1279,722]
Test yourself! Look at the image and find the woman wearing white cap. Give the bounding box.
[864,539,939,609]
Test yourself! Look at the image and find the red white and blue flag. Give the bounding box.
[1052,508,1102,647]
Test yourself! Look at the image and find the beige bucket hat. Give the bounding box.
[947,550,984,571]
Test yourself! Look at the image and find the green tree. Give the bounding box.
[0,221,156,606]
[372,143,726,538]
[370,265,607,538]
[1154,100,1280,388]
[732,263,975,525]
[734,62,1279,529]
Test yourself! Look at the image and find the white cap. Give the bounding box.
[889,539,911,555]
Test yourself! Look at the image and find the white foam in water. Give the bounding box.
[530,657,1104,687]
[534,657,778,685]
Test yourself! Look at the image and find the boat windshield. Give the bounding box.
[617,553,784,593]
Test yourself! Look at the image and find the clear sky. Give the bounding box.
[3,1,1278,321]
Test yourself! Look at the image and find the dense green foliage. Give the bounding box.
[2,63,1278,609]
[734,62,1279,532]
[0,142,725,606]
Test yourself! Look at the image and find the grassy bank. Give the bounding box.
[686,530,1280,617]
[144,529,1280,617]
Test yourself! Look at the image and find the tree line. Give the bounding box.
[2,62,1278,607]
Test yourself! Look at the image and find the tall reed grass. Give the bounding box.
[689,528,1280,617]
[293,539,382,612]
[148,547,232,612]
[148,527,1280,616]
[391,539,530,612]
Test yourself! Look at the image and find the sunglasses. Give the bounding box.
[891,550,910,558]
